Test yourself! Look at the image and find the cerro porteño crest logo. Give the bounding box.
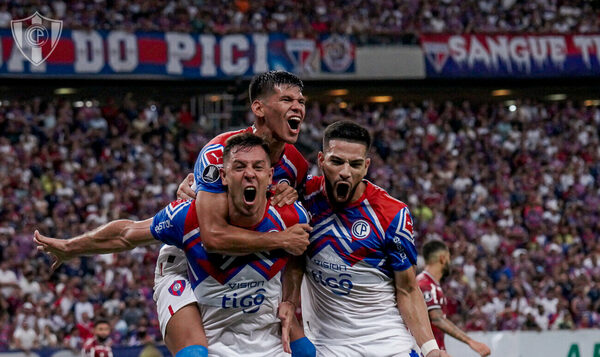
[11,12,62,66]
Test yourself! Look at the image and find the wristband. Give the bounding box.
[420,339,439,357]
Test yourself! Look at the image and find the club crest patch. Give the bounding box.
[168,280,186,296]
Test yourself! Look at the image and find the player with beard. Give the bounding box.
[279,121,451,357]
[417,240,490,356]
[82,320,113,357]
[35,134,315,357]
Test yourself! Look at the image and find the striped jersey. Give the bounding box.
[150,199,310,356]
[194,127,309,193]
[300,176,418,351]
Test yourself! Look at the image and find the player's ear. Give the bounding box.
[251,99,264,118]
[364,157,371,171]
[220,167,228,186]
[268,167,274,182]
[317,151,324,169]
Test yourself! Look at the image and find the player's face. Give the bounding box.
[319,139,370,206]
[94,323,111,342]
[254,84,305,144]
[221,146,273,217]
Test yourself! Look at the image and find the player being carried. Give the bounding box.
[417,240,491,356]
[279,121,452,357]
[154,70,312,356]
[35,134,315,357]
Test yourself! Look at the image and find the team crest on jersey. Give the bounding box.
[351,220,370,240]
[168,280,186,296]
[202,165,220,183]
[423,290,432,302]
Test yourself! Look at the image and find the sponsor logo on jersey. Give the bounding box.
[154,219,173,233]
[203,146,223,166]
[227,281,265,290]
[202,164,220,183]
[312,259,348,272]
[168,280,186,296]
[310,269,353,296]
[221,288,266,313]
[351,220,370,240]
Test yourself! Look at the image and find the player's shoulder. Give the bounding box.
[365,181,409,213]
[303,175,324,198]
[270,201,310,226]
[207,127,252,146]
[82,337,96,350]
[283,143,308,165]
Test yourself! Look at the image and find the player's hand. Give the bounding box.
[177,173,195,200]
[468,340,491,356]
[278,224,312,256]
[33,230,73,272]
[271,182,298,207]
[278,301,296,353]
[426,350,452,357]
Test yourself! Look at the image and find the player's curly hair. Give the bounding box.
[323,121,371,150]
[249,70,304,102]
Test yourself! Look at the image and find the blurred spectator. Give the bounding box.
[12,320,38,353]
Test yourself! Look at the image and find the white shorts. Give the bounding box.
[153,272,197,338]
[314,339,419,357]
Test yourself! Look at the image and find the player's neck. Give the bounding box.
[425,265,442,283]
[227,199,268,228]
[253,126,286,163]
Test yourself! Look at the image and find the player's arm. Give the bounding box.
[195,190,310,255]
[428,309,491,356]
[279,254,305,352]
[34,218,154,271]
[395,267,447,357]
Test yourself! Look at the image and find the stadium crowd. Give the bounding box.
[0,0,599,44]
[1,94,600,351]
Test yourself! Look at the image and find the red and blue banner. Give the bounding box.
[421,33,600,78]
[0,29,354,77]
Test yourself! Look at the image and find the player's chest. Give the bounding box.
[309,208,384,249]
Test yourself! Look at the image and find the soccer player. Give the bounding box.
[157,70,310,354]
[417,240,491,356]
[82,319,113,357]
[35,134,315,357]
[279,121,451,357]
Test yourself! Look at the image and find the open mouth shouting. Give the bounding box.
[334,181,352,202]
[243,186,257,205]
[287,116,302,133]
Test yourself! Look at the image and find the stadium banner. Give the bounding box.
[445,329,600,357]
[0,29,355,77]
[421,33,600,77]
[0,344,171,356]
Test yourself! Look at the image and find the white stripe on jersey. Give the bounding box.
[312,215,353,252]
[294,201,310,222]
[281,154,298,178]
[363,199,385,238]
[167,200,191,220]
[219,256,237,270]
[268,207,287,230]
[183,228,200,244]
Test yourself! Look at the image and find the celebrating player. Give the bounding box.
[152,70,311,355]
[279,121,451,357]
[417,240,491,356]
[34,134,315,357]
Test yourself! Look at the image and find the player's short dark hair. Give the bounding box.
[223,133,271,165]
[249,70,304,102]
[422,240,449,263]
[94,319,110,328]
[323,121,371,151]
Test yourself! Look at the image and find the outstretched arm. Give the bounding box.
[395,267,451,357]
[429,309,490,356]
[196,190,311,256]
[34,218,155,271]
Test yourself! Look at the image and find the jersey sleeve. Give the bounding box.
[193,142,225,193]
[384,206,418,272]
[150,200,191,249]
[275,200,311,227]
[418,278,443,311]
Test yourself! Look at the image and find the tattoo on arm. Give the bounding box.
[429,308,471,344]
